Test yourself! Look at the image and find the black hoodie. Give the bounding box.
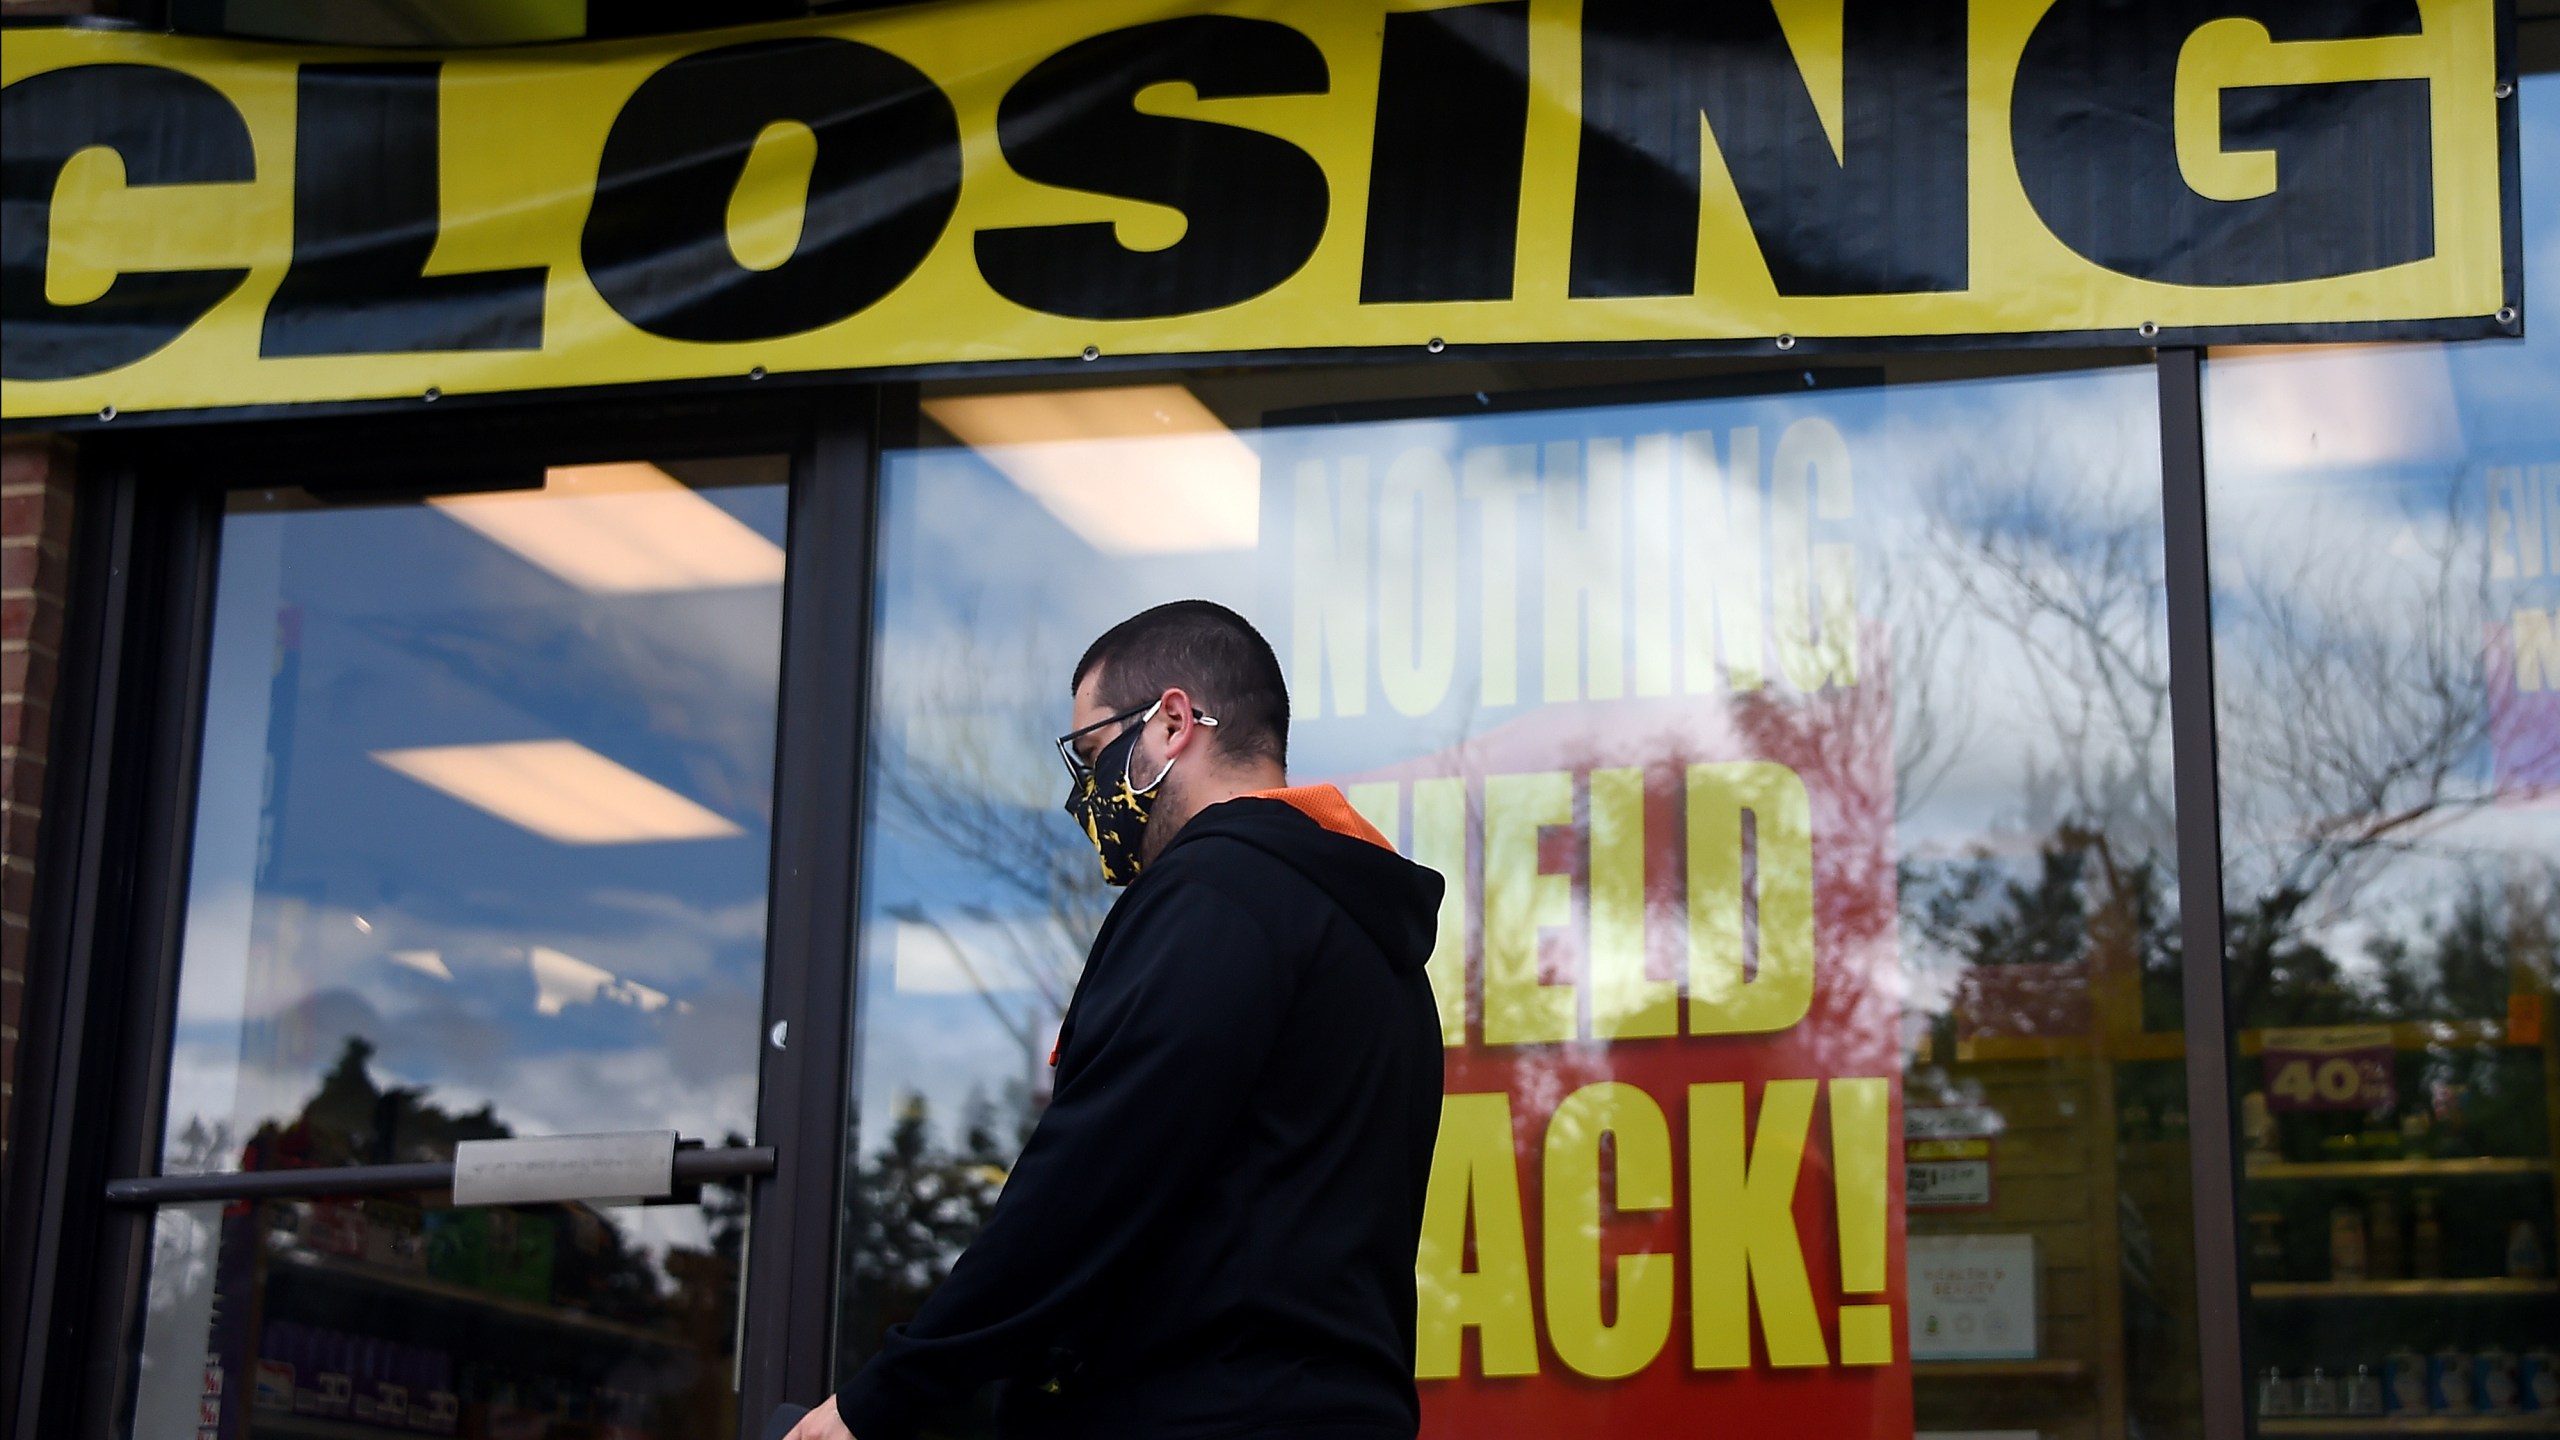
[836,793,1448,1440]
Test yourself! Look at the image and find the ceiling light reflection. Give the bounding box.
[431,462,786,593]
[372,739,744,845]
[924,386,1260,555]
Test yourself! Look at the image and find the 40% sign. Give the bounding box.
[2259,1026,2397,1113]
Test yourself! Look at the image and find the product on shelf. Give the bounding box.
[2430,1346,2475,1416]
[2243,1092,2279,1161]
[2344,1365,2384,1417]
[2522,1349,2556,1413]
[2430,1083,2473,1159]
[2479,1348,2522,1416]
[2365,1190,2402,1280]
[2298,1366,2340,1416]
[2258,1366,2296,1419]
[2409,1189,2445,1279]
[2508,1220,2547,1279]
[2386,1348,2429,1416]
[2249,1213,2286,1282]
[255,1320,458,1436]
[424,1207,558,1305]
[2328,1200,2368,1282]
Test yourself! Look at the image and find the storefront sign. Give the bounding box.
[2260,1025,2396,1113]
[0,0,2517,420]
[1263,382,1906,1434]
[1906,1108,2000,1212]
[1908,1235,2039,1362]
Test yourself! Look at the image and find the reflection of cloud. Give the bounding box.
[587,889,770,948]
[386,949,452,980]
[529,945,681,1017]
[892,915,1076,996]
[162,884,768,1167]
[2206,346,2464,473]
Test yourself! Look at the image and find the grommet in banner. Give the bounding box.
[1080,345,1101,362]
[2495,80,2514,99]
[2497,305,2519,327]
[2137,320,2160,339]
[748,366,767,381]
[1775,333,1796,351]
[422,386,443,402]
[97,404,117,422]
[1426,337,1446,353]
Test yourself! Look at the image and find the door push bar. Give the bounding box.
[103,1134,777,1207]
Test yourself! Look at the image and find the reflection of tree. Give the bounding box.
[842,1093,1010,1341]
[1897,425,2186,1051]
[244,1035,514,1169]
[872,621,1105,1128]
[1921,433,2174,852]
[201,1037,748,1437]
[1908,451,2535,1026]
[2210,477,2522,1024]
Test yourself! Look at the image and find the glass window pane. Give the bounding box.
[2202,71,2560,1431]
[842,359,2202,1439]
[133,457,787,1440]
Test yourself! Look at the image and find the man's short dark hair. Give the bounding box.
[1073,601,1289,766]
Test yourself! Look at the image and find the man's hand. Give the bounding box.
[785,1398,855,1440]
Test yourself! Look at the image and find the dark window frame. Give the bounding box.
[0,383,882,1438]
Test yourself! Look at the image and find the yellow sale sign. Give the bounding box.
[1,0,2517,419]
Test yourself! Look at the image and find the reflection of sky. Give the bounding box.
[2201,76,2560,968]
[164,467,787,1172]
[858,363,2171,1150]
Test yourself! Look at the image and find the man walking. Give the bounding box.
[791,600,1448,1440]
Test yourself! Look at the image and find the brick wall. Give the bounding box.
[1,434,75,1170]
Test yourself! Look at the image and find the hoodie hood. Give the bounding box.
[1164,791,1445,972]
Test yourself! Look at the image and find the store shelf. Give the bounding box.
[269,1249,687,1348]
[2257,1418,2560,1435]
[2237,1021,2523,1055]
[252,1415,428,1440]
[1913,1358,2090,1381]
[2251,1278,2560,1300]
[2244,1158,2555,1182]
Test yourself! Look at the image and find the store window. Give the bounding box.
[130,459,789,1440]
[2201,73,2560,1432]
[842,357,2202,1437]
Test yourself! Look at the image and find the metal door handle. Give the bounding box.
[102,1143,777,1206]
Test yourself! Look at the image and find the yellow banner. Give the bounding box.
[0,0,2513,420]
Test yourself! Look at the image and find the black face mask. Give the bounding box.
[1062,706,1179,887]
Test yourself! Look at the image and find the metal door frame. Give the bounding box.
[0,382,885,1439]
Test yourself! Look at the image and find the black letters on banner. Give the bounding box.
[1,65,255,382]
[2012,0,2433,286]
[1362,1,1531,304]
[1570,0,1969,299]
[263,63,546,357]
[975,17,1331,320]
[584,38,962,344]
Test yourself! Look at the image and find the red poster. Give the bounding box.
[1333,668,1906,1436]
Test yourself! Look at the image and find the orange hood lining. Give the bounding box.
[1244,784,1393,851]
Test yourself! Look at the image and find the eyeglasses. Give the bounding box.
[1055,698,1219,783]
